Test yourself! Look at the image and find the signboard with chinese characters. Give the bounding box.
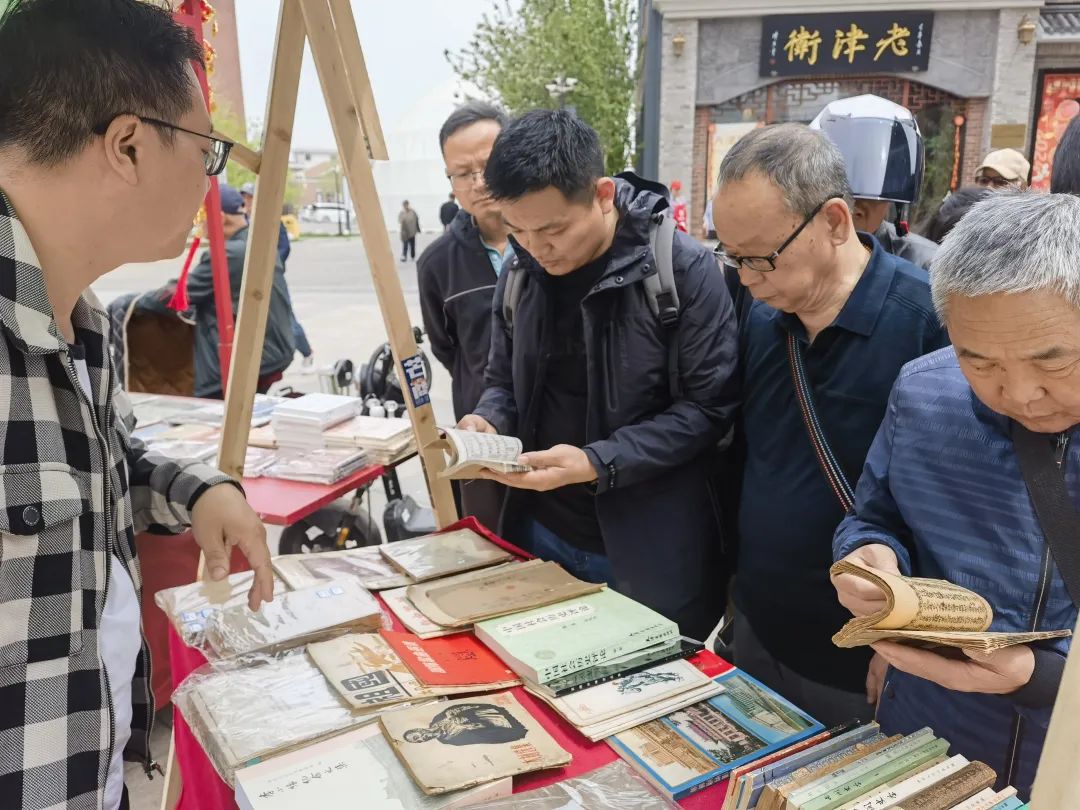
[761,12,934,77]
[1030,72,1080,191]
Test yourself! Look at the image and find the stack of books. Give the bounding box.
[323,415,416,465]
[262,447,370,484]
[612,696,1025,808]
[271,393,362,450]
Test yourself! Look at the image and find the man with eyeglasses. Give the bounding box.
[974,148,1030,190]
[0,2,273,808]
[711,123,949,726]
[418,101,511,528]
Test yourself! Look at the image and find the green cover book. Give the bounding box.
[786,728,935,808]
[798,738,950,810]
[474,589,679,683]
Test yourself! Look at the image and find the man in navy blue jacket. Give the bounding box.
[833,192,1079,799]
[712,123,949,727]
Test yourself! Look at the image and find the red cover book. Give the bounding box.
[380,629,519,687]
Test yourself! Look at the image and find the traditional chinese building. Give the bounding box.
[638,0,1080,236]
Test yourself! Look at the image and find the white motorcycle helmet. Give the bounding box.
[810,94,925,207]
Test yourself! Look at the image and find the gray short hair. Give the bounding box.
[931,191,1080,318]
[716,123,854,217]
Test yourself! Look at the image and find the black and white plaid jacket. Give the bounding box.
[0,191,233,809]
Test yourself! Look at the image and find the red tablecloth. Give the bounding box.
[168,518,733,808]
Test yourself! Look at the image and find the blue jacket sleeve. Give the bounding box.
[277,222,291,264]
[832,381,916,574]
[472,266,517,435]
[584,244,740,493]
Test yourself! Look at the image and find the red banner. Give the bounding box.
[1031,73,1080,191]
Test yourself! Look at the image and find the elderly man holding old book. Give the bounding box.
[831,192,1080,799]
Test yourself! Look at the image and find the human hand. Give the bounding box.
[866,652,889,706]
[190,483,274,611]
[870,641,1035,695]
[456,414,497,434]
[480,444,598,492]
[831,544,901,617]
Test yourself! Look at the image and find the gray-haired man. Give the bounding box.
[712,123,949,726]
[832,191,1079,798]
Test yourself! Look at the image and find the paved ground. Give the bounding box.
[97,232,451,808]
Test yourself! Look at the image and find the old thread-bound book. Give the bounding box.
[380,529,514,582]
[435,428,531,479]
[526,659,723,742]
[406,560,604,628]
[379,692,572,795]
[474,589,679,684]
[719,721,863,810]
[272,546,412,591]
[306,633,494,711]
[892,761,996,809]
[379,630,520,689]
[234,724,512,809]
[608,669,824,800]
[830,560,1071,651]
[205,579,384,657]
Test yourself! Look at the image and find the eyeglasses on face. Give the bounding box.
[713,197,837,273]
[91,114,233,176]
[446,169,486,189]
[974,174,1013,189]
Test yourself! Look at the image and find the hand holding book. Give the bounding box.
[830,556,1070,651]
[478,444,599,492]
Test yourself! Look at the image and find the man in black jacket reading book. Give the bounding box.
[459,110,739,640]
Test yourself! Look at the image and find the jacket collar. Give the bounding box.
[0,189,109,355]
[776,232,894,340]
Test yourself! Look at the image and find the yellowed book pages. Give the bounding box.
[830,560,1070,651]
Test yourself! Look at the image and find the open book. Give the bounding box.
[435,428,531,479]
[830,560,1071,651]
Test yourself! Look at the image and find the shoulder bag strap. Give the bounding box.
[1012,423,1080,607]
[787,333,856,513]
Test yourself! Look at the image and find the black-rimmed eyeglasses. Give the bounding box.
[92,115,233,177]
[713,197,835,273]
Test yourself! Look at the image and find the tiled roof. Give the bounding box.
[1040,6,1080,40]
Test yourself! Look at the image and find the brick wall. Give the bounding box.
[691,107,710,238]
[961,98,989,186]
[658,18,699,224]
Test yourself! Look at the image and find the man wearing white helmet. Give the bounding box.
[811,95,937,271]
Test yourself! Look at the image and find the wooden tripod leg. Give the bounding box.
[157,5,305,809]
[218,0,306,480]
[300,0,458,526]
[325,0,387,160]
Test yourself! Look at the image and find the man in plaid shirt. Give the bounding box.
[0,2,275,807]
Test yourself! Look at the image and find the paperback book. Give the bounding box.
[608,669,824,800]
[474,588,679,684]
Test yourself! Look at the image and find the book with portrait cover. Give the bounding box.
[379,691,572,795]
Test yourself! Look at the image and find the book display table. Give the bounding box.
[138,463,389,707]
[165,518,734,809]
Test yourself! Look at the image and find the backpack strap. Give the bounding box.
[501,256,526,334]
[644,213,681,399]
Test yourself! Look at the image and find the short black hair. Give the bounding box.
[923,185,994,244]
[0,0,204,166]
[1051,115,1080,195]
[438,100,508,153]
[484,109,605,203]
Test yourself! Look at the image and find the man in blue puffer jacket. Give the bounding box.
[832,191,1079,799]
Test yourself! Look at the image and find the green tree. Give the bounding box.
[448,0,637,176]
[215,102,302,210]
